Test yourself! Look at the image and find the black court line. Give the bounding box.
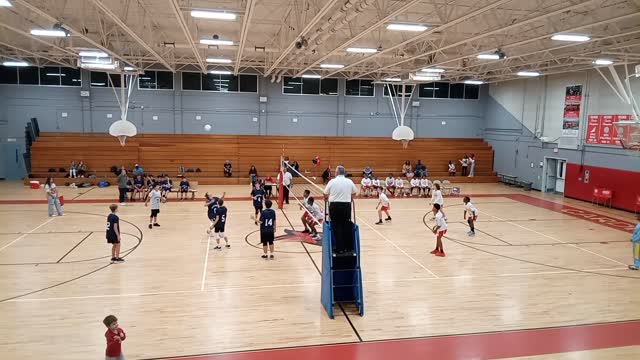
[71,186,96,200]
[56,232,93,263]
[280,206,364,342]
[141,318,640,360]
[454,221,512,245]
[421,212,640,281]
[0,211,143,303]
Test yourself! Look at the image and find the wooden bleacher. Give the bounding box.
[26,133,498,185]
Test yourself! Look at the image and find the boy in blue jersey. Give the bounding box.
[251,182,265,225]
[259,199,276,259]
[207,198,229,250]
[179,177,190,201]
[205,192,226,234]
[106,204,124,263]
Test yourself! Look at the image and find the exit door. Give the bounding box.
[543,157,567,194]
[3,143,24,180]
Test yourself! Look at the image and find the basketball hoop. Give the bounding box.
[393,125,414,149]
[614,120,640,156]
[107,73,138,146]
[109,119,137,147]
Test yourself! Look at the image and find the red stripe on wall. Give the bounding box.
[565,163,640,212]
[158,320,640,360]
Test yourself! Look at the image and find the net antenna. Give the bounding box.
[383,81,416,149]
[597,63,640,156]
[108,72,139,146]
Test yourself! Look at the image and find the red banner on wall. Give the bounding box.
[585,114,631,146]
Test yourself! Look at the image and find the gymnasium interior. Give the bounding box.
[1,0,640,359]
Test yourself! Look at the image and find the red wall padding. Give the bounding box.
[565,163,640,212]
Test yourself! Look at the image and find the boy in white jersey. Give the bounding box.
[430,183,445,219]
[375,191,392,225]
[302,197,324,239]
[463,196,478,236]
[144,184,164,229]
[385,174,395,195]
[371,177,381,196]
[394,177,404,196]
[410,177,420,196]
[419,176,429,197]
[360,176,372,197]
[431,203,447,257]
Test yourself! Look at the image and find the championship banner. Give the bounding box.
[584,114,632,146]
[562,85,583,137]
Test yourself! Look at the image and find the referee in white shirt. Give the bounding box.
[323,165,357,254]
[282,168,293,204]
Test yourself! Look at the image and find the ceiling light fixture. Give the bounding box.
[593,59,613,65]
[80,63,117,70]
[346,47,378,54]
[464,80,484,85]
[0,0,12,7]
[79,51,109,57]
[477,53,500,60]
[123,66,135,71]
[383,78,402,82]
[30,29,68,37]
[386,23,428,32]
[411,75,441,81]
[206,58,233,64]
[517,71,541,77]
[200,39,234,46]
[302,74,321,78]
[3,61,29,67]
[209,70,232,75]
[320,64,344,69]
[551,33,590,42]
[191,10,236,20]
[421,68,445,73]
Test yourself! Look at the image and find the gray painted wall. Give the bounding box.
[0,70,486,178]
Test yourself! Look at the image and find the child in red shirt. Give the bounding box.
[103,315,126,360]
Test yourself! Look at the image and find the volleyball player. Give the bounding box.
[259,199,276,259]
[463,196,478,236]
[251,182,264,225]
[205,192,226,235]
[375,191,392,225]
[431,203,447,257]
[209,198,229,250]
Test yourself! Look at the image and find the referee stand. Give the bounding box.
[321,201,364,319]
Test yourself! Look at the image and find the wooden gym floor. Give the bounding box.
[0,181,638,359]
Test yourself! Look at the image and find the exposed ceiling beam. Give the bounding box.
[397,12,640,77]
[169,0,206,73]
[265,0,341,76]
[0,21,77,57]
[12,0,129,65]
[0,40,73,67]
[357,0,601,78]
[321,0,513,78]
[297,0,424,77]
[89,0,174,71]
[235,0,256,75]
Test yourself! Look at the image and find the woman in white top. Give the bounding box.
[448,161,456,176]
[468,154,476,177]
[44,177,63,217]
[459,156,469,176]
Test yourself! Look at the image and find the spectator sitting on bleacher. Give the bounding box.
[415,160,426,177]
[249,165,258,186]
[224,160,233,177]
[77,161,87,177]
[410,177,421,196]
[363,165,373,179]
[402,161,414,178]
[322,167,331,184]
[69,161,78,178]
[291,158,300,176]
[132,164,144,176]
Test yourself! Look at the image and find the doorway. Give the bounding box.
[542,157,567,194]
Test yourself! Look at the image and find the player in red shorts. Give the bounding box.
[301,197,324,240]
[463,196,478,237]
[375,191,392,224]
[431,203,447,257]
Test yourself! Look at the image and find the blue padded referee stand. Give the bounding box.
[321,220,364,319]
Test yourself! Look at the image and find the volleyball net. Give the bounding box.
[278,160,327,227]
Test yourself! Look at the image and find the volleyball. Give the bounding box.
[204,124,212,131]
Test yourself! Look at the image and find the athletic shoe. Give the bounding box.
[214,246,222,250]
[111,257,117,263]
[153,223,160,227]
[120,203,126,206]
[385,217,392,222]
[269,254,274,259]
[375,220,383,225]
[225,244,231,248]
[469,232,476,237]
[148,224,152,229]
[261,254,268,259]
[467,230,473,235]
[302,229,310,233]
[430,249,438,254]
[116,257,125,262]
[50,214,57,217]
[435,251,446,257]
